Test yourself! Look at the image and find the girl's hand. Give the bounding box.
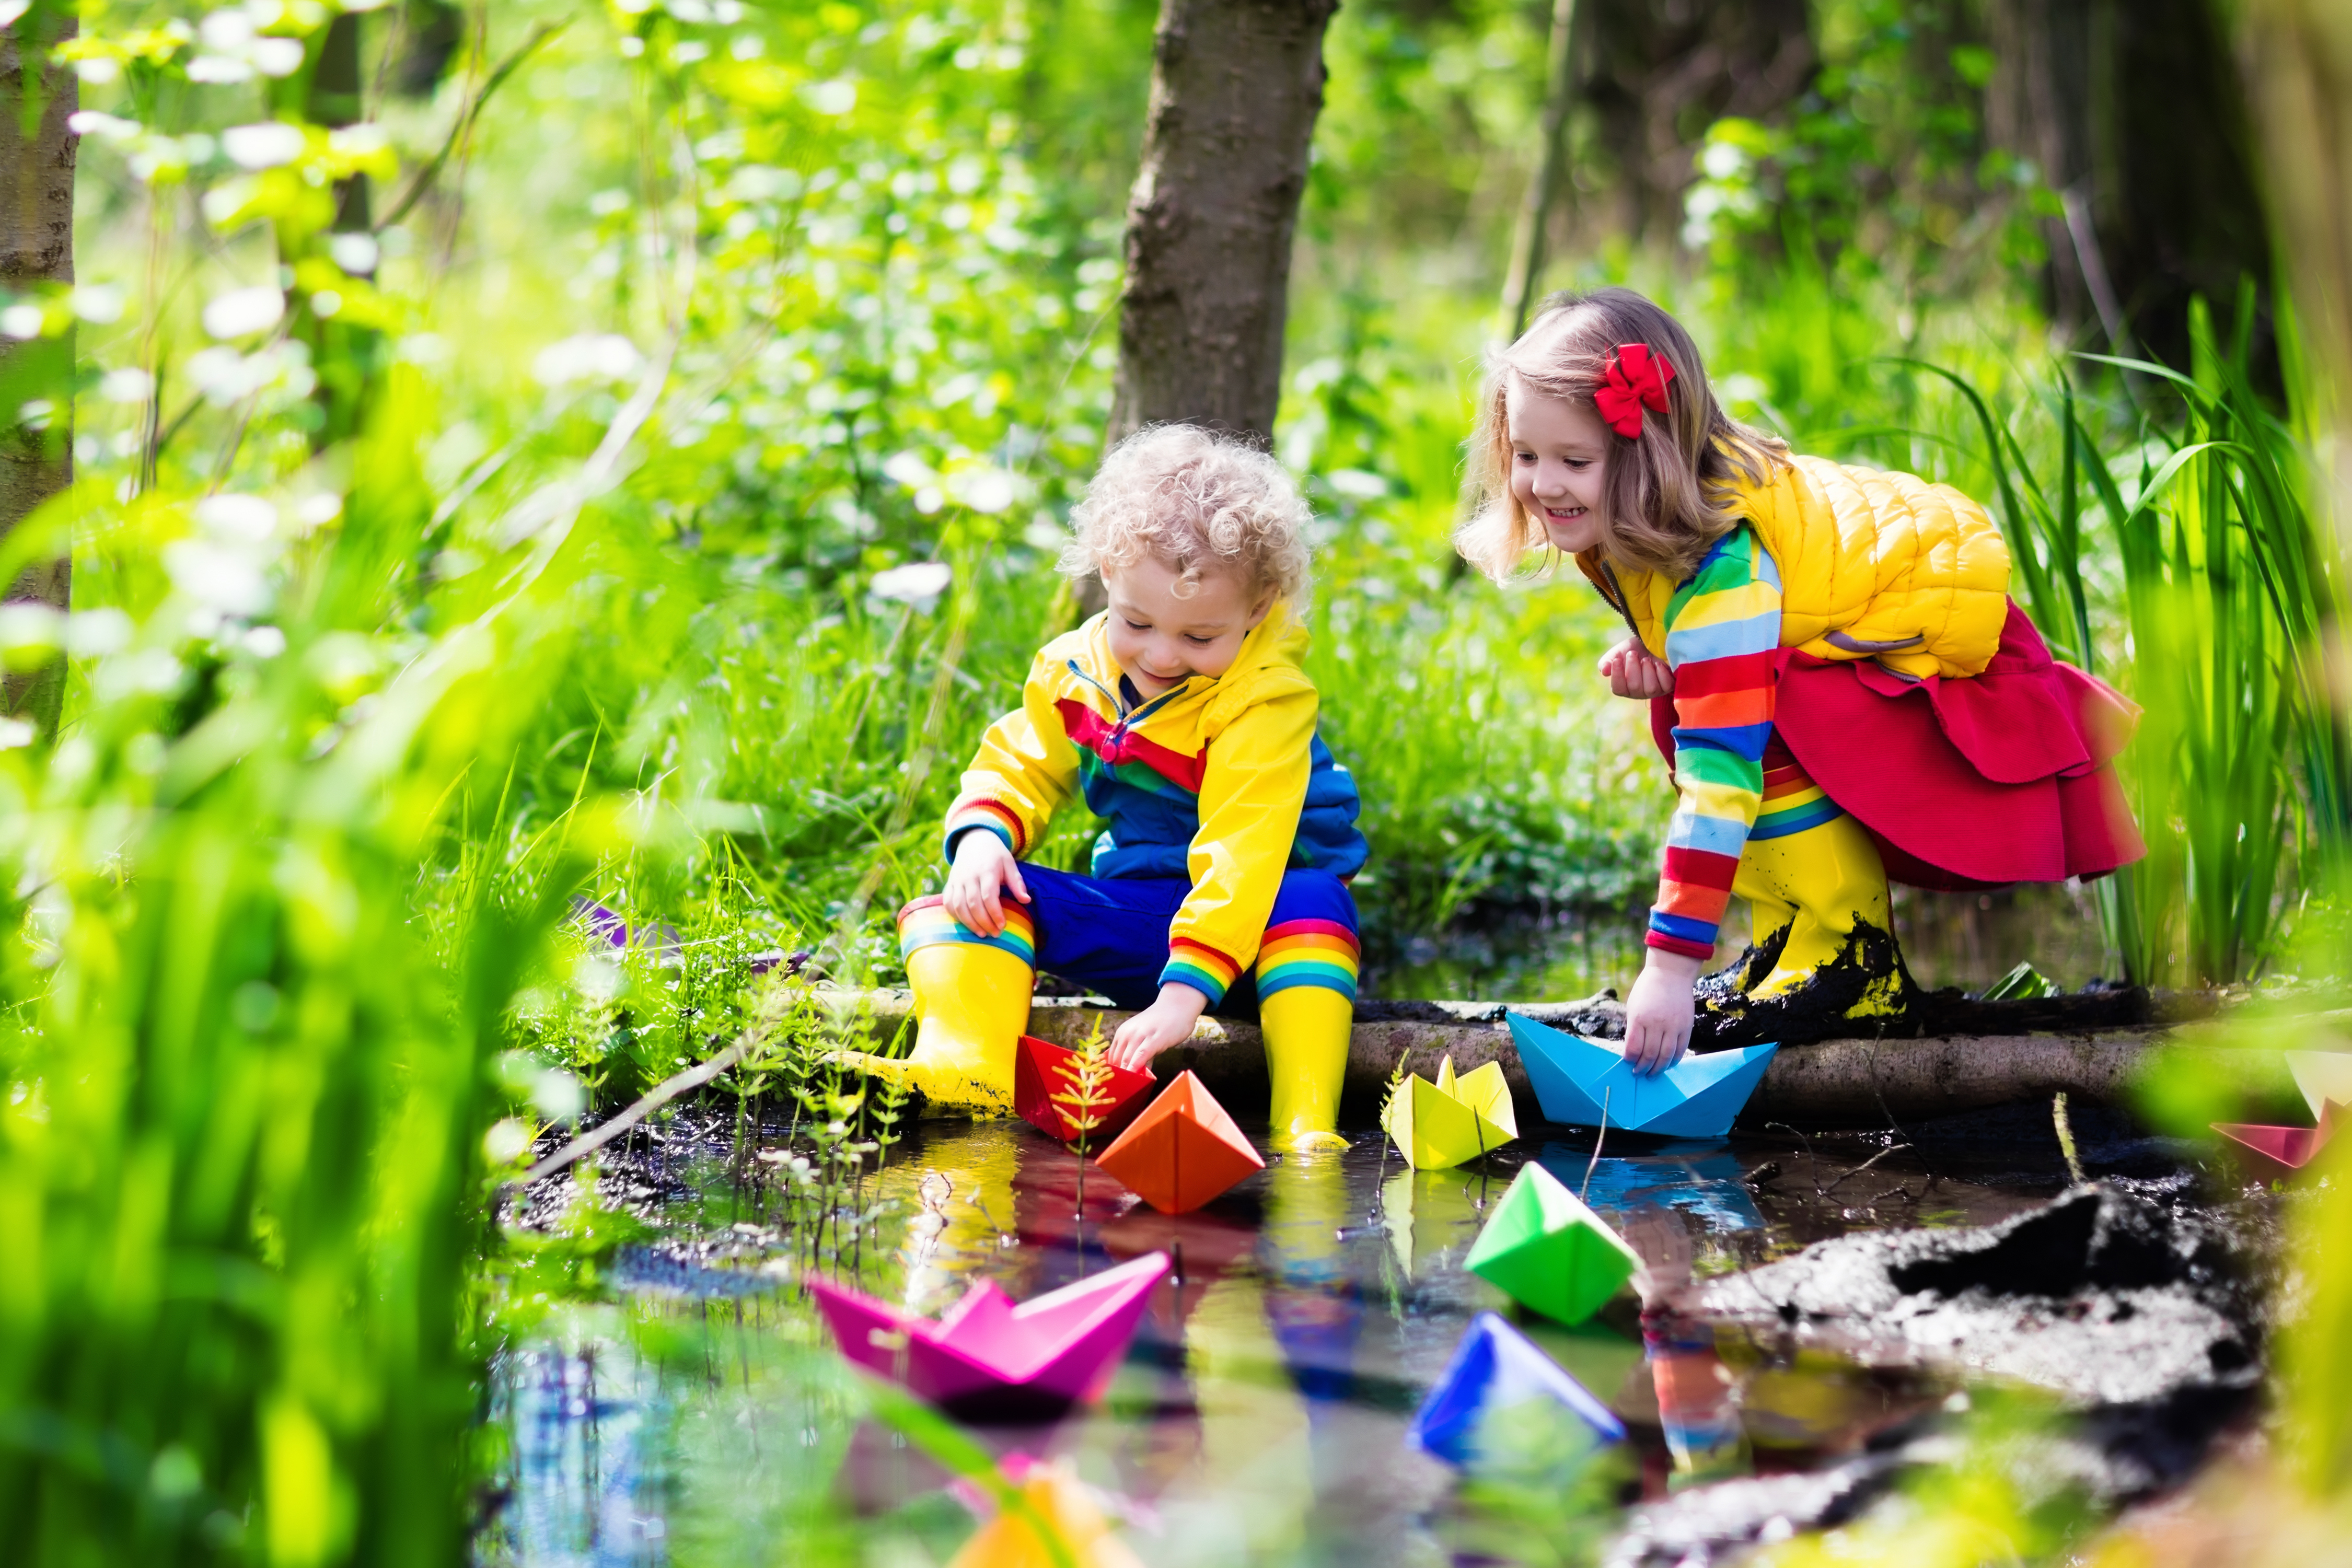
[1622,1203,1695,1306]
[942,832,1029,936]
[1625,950,1701,1074]
[1108,982,1209,1072]
[1599,636,1674,700]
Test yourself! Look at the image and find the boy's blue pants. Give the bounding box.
[1000,863,1359,1016]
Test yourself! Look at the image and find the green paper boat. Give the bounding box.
[1382,1054,1519,1170]
[1464,1160,1640,1325]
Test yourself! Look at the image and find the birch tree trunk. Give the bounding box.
[0,18,74,738]
[1107,0,1339,448]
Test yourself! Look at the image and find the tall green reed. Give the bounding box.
[1915,294,2345,985]
[0,367,618,1563]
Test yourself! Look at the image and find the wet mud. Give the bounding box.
[1609,1184,2264,1566]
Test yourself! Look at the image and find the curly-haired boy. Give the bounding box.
[868,424,1365,1150]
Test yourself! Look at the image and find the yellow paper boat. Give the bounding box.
[1382,1054,1519,1170]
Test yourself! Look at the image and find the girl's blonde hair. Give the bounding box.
[1456,286,1789,583]
[1061,424,1313,606]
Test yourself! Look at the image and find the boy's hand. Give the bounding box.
[1600,636,1674,700]
[1108,982,1208,1072]
[1625,950,1701,1074]
[942,832,1029,936]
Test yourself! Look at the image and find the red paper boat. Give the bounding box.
[2214,1106,2336,1180]
[1014,1035,1156,1145]
[1094,1071,1265,1214]
[806,1251,1169,1422]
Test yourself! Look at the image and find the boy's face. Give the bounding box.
[1506,371,1612,555]
[1101,555,1272,699]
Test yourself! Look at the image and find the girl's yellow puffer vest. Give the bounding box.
[1596,454,2012,681]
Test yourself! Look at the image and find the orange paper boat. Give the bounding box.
[2214,1105,2336,1180]
[1094,1071,1265,1214]
[1014,1035,1157,1145]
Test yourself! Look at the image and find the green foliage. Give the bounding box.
[1682,0,2049,297]
[0,365,598,1563]
[1899,296,2344,986]
[20,0,2352,1560]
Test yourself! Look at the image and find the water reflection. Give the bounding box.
[488,1114,2084,1566]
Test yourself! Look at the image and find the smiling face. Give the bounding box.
[1505,372,1613,556]
[1101,555,1272,698]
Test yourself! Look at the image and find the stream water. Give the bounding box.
[478,1099,2228,1568]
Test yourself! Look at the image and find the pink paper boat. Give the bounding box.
[806,1251,1169,1421]
[2213,1105,2336,1180]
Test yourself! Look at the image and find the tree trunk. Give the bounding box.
[1985,0,2272,373]
[1580,0,1812,246]
[1498,0,1578,342]
[0,18,74,738]
[1107,0,1339,448]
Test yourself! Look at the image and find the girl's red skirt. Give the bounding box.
[1649,601,2145,890]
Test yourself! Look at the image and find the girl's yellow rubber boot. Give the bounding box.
[842,901,1034,1114]
[1732,811,1906,1020]
[1255,919,1361,1153]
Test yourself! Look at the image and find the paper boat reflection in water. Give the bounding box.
[807,1251,1169,1421]
[1509,1015,1777,1138]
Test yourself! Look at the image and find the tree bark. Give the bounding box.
[1498,0,1578,342]
[0,18,74,738]
[1107,0,1339,448]
[1984,0,2272,371]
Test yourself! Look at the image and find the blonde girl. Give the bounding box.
[1461,287,2141,1071]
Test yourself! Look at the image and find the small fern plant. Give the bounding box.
[1052,1016,1121,1219]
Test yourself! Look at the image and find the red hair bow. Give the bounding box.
[1595,343,1674,439]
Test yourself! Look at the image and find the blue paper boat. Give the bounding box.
[1409,1310,1625,1465]
[1508,1016,1777,1139]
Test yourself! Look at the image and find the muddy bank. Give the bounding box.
[1607,1186,2264,1566]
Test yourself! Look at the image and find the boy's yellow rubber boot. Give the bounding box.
[1731,811,1905,1020]
[841,899,1034,1115]
[1260,986,1353,1153]
[1256,920,1360,1153]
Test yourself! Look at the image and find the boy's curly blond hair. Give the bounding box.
[1060,424,1313,606]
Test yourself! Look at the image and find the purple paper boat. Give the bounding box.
[806,1251,1169,1422]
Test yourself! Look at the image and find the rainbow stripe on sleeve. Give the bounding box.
[1161,937,1242,1007]
[897,895,1037,967]
[1648,530,1783,961]
[943,796,1026,858]
[1254,919,1360,1001]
